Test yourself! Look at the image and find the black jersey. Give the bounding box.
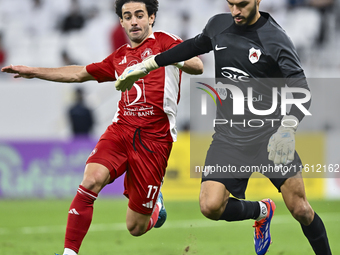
[202,12,303,79]
[156,12,310,146]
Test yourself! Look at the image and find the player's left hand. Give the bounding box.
[267,115,299,165]
[115,55,159,92]
[1,65,36,79]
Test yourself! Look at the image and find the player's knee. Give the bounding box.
[81,164,111,193]
[200,200,223,220]
[127,222,146,237]
[81,171,107,192]
[81,175,100,191]
[128,227,145,237]
[289,203,313,225]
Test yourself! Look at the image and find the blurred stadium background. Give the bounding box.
[0,0,340,254]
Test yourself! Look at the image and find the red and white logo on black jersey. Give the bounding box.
[141,48,153,60]
[249,47,262,64]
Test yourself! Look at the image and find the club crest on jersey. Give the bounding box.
[141,48,153,60]
[89,148,98,157]
[249,47,262,64]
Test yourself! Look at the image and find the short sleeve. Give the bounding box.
[86,53,116,83]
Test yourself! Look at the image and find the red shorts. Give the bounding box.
[86,122,172,214]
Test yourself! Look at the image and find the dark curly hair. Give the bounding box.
[115,0,159,27]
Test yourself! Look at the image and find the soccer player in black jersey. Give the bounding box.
[115,0,332,254]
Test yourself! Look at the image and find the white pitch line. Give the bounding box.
[21,225,66,234]
[1,212,339,235]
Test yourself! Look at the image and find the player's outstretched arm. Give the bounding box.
[1,65,95,83]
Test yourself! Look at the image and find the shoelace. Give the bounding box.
[133,128,154,153]
[253,219,265,239]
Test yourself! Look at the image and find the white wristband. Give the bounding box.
[174,61,184,68]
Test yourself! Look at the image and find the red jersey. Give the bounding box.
[86,31,183,142]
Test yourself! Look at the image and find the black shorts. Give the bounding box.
[201,139,302,199]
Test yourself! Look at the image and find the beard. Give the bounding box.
[129,26,150,44]
[234,1,258,27]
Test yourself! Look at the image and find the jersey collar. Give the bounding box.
[126,33,156,50]
[232,11,268,32]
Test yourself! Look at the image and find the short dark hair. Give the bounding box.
[115,0,159,27]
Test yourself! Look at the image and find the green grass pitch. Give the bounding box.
[0,198,339,255]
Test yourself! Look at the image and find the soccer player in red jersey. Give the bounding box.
[1,1,203,254]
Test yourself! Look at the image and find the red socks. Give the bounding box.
[64,185,160,253]
[145,204,160,232]
[64,185,97,253]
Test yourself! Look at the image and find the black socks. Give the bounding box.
[219,197,260,221]
[301,212,332,255]
[219,198,332,254]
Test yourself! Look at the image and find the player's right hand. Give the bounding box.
[115,55,159,92]
[267,115,299,165]
[1,65,35,79]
